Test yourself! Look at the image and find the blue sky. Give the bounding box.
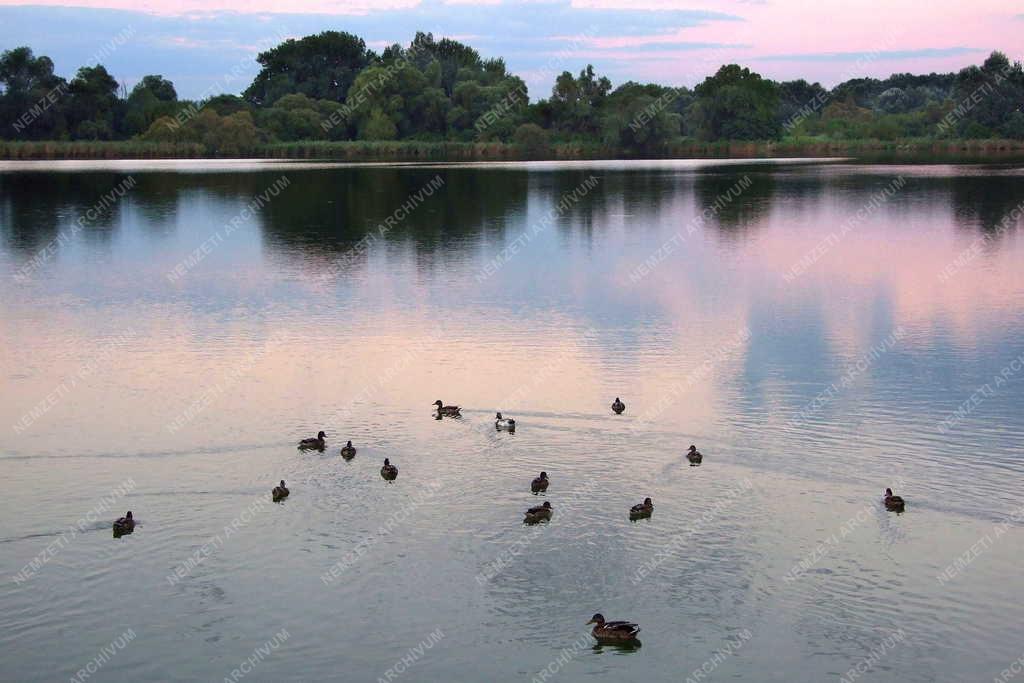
[0,0,1014,100]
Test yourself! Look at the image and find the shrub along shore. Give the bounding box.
[2,138,1023,162]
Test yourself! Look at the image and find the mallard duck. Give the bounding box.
[299,431,326,450]
[587,613,640,642]
[433,400,461,416]
[883,488,905,512]
[272,480,290,502]
[112,511,135,538]
[524,501,552,524]
[340,440,357,458]
[611,398,625,414]
[531,471,549,493]
[495,412,516,431]
[686,444,703,465]
[380,458,398,480]
[630,497,654,519]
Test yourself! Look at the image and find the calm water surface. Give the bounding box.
[1,159,1023,682]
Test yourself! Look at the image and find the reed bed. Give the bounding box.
[2,138,1022,162]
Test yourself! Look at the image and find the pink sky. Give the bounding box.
[0,0,1018,93]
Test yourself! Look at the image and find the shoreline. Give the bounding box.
[2,139,1024,163]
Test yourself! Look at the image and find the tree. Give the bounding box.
[257,93,325,141]
[66,65,119,139]
[123,75,178,135]
[134,75,176,102]
[601,82,683,153]
[1004,111,1024,140]
[142,109,259,154]
[0,46,69,139]
[214,111,260,155]
[513,123,550,157]
[777,79,827,131]
[548,65,612,137]
[690,64,782,141]
[243,31,376,105]
[361,108,397,140]
[950,52,1024,138]
[407,32,482,96]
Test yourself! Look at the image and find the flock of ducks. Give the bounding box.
[109,396,909,644]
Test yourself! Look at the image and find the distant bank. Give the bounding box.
[2,138,1023,163]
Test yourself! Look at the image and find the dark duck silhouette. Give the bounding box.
[883,487,905,512]
[587,613,640,643]
[113,511,135,538]
[299,431,326,451]
[433,400,461,416]
[524,501,552,524]
[495,412,516,432]
[630,497,654,520]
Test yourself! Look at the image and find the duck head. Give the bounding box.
[885,488,893,496]
[540,471,547,479]
[317,431,326,440]
[125,511,133,520]
[644,497,652,505]
[496,412,503,419]
[433,400,444,407]
[688,445,697,453]
[542,501,551,509]
[280,480,286,487]
[384,458,390,466]
[346,440,352,447]
[587,613,605,626]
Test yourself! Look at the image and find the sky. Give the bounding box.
[0,0,1019,100]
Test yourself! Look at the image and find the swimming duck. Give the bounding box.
[611,398,625,414]
[340,440,357,458]
[299,431,326,450]
[524,501,552,524]
[495,412,516,431]
[686,445,703,465]
[380,458,398,480]
[112,511,135,538]
[433,400,461,416]
[587,613,640,642]
[272,480,290,502]
[531,471,549,493]
[883,488,905,512]
[630,497,654,519]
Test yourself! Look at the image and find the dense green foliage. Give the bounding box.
[2,32,1023,156]
[243,31,375,105]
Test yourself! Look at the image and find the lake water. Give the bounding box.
[1,159,1023,682]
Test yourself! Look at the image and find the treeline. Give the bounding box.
[2,31,1023,156]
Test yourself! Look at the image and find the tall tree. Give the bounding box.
[690,64,781,141]
[949,51,1024,137]
[407,32,482,96]
[66,65,119,139]
[0,46,68,139]
[123,75,178,135]
[243,31,376,105]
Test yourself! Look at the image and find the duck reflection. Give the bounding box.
[591,640,642,653]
